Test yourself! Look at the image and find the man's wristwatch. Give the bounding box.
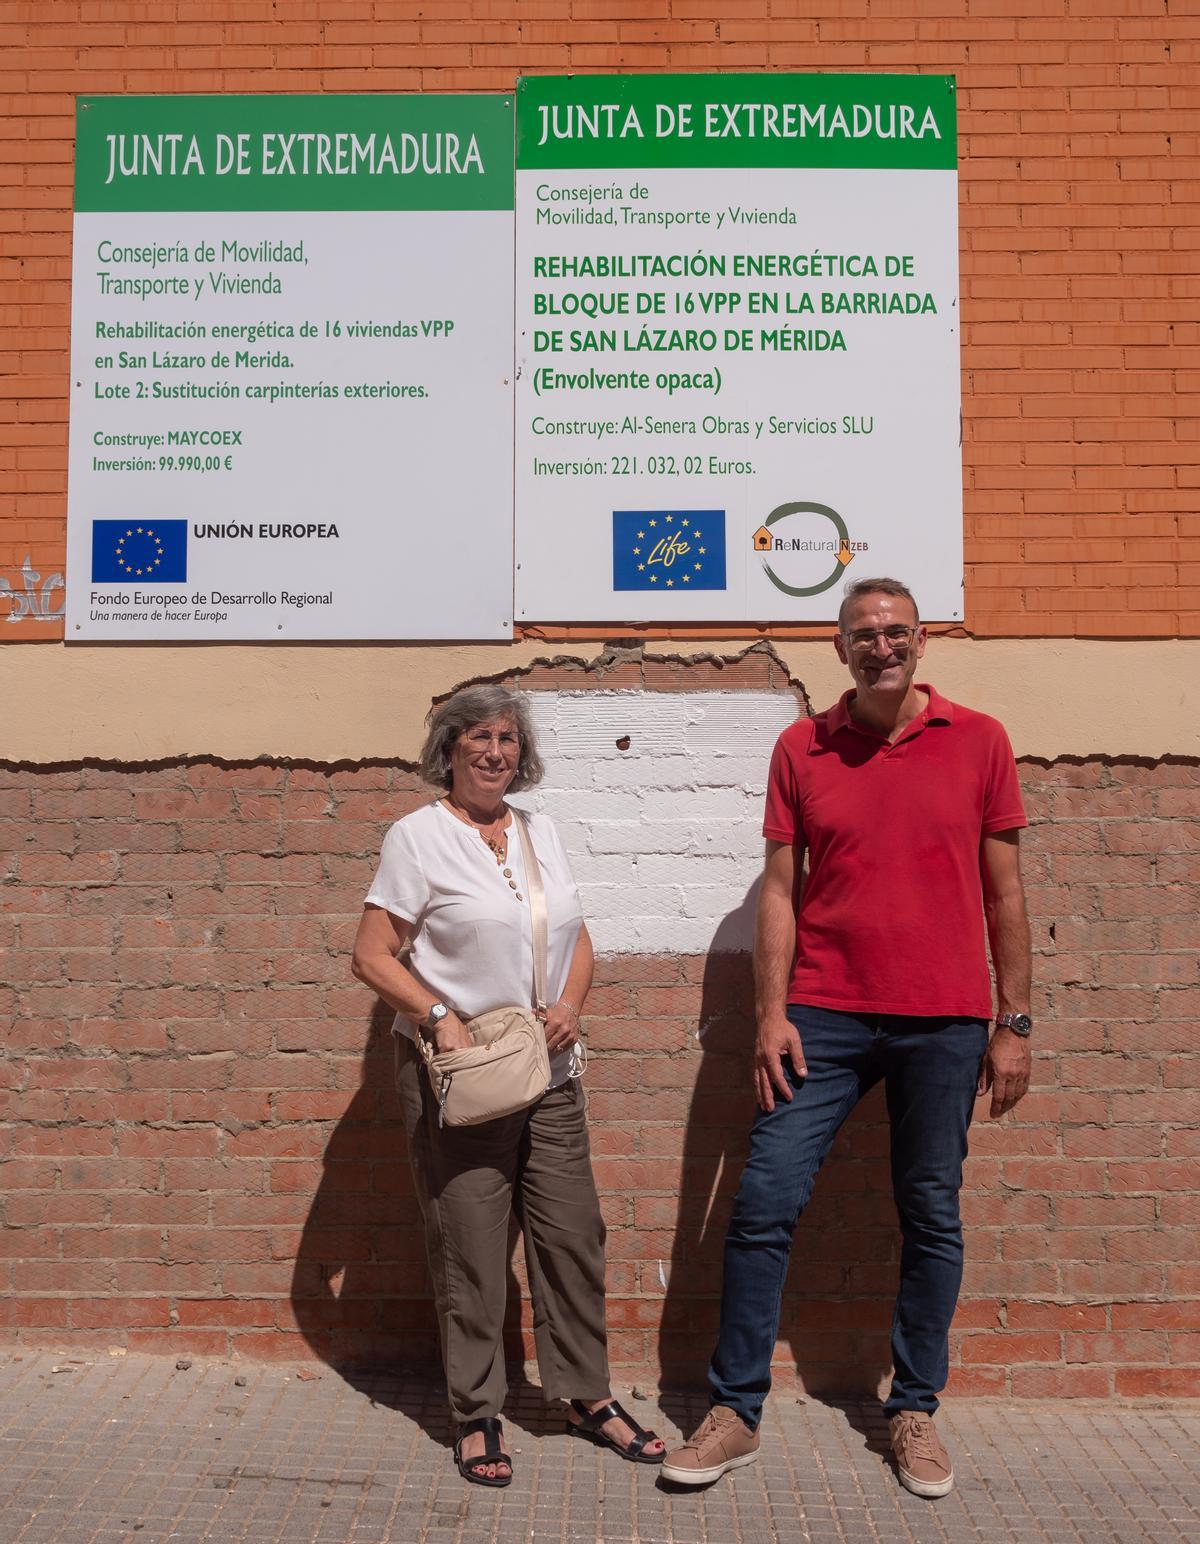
[422,1002,450,1039]
[995,1012,1033,1038]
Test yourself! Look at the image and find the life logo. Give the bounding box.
[612,509,727,591]
[752,501,868,597]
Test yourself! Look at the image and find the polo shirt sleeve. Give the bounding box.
[365,819,429,924]
[982,724,1028,834]
[763,731,803,845]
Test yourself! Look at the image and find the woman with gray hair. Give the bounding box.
[352,685,664,1487]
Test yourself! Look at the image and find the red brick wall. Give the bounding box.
[2,740,1197,1396]
[2,1,1198,638]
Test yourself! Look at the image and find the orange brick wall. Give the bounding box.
[2,725,1198,1395]
[1,0,1197,638]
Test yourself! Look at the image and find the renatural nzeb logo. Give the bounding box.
[754,501,868,597]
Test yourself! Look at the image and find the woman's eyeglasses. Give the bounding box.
[463,729,521,754]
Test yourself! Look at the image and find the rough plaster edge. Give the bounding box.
[0,753,424,776]
[429,637,811,708]
[2,752,1196,778]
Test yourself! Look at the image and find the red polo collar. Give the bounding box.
[821,683,954,747]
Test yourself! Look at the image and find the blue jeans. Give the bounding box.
[709,1004,989,1427]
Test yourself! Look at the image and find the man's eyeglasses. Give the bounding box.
[841,624,920,654]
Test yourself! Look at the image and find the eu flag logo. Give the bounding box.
[612,510,726,592]
[91,520,188,583]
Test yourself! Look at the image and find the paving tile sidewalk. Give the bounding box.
[0,1351,1197,1543]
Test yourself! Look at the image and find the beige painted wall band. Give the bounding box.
[2,639,1196,762]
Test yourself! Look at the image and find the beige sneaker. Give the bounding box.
[661,1405,760,1487]
[889,1411,954,1498]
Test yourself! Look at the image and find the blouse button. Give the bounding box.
[515,891,523,900]
[508,879,517,889]
[503,868,512,878]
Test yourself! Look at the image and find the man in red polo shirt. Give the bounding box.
[664,577,1032,1499]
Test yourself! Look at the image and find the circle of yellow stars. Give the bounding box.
[113,525,165,578]
[632,512,708,585]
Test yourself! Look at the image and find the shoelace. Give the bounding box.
[897,1415,940,1462]
[686,1408,733,1451]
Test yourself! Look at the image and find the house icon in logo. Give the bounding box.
[752,525,772,551]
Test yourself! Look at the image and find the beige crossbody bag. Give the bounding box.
[416,808,553,1128]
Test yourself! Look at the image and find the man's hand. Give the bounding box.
[754,1011,807,1113]
[981,830,1033,1120]
[753,840,804,1114]
[978,1025,1031,1117]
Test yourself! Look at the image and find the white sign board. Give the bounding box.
[515,75,963,623]
[67,95,514,640]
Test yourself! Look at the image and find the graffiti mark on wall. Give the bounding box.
[0,556,65,624]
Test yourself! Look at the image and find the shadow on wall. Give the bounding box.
[289,1002,540,1438]
[289,1003,434,1376]
[657,886,895,1404]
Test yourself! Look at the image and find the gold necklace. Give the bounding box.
[444,797,508,863]
[442,798,523,901]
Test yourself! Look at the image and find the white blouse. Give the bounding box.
[365,800,585,1087]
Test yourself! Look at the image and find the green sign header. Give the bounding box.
[517,74,957,172]
[76,80,956,213]
[75,94,515,212]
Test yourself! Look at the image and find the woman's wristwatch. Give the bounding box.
[421,1002,450,1040]
[995,1011,1033,1038]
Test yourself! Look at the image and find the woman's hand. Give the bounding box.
[539,1000,580,1056]
[430,1011,473,1054]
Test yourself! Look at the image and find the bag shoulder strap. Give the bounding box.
[510,807,548,1013]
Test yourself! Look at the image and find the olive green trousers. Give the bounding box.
[395,1034,612,1423]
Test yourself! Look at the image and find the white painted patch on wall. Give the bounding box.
[511,690,801,956]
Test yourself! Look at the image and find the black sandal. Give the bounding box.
[568,1398,665,1464]
[454,1416,513,1487]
